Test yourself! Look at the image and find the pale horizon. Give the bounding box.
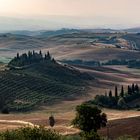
[0,0,140,31]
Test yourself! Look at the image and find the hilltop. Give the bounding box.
[0,51,93,112]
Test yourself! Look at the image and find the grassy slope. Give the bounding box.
[0,62,93,112]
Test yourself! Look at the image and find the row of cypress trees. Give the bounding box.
[93,83,140,109]
[108,83,139,98]
[9,50,55,67]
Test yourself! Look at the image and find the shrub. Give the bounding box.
[1,107,9,114]
[117,135,135,140]
[117,98,128,109]
[80,131,102,140]
[63,135,81,140]
[0,126,61,140]
[137,108,140,111]
[94,95,117,108]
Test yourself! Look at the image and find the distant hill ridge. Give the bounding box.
[6,27,140,37]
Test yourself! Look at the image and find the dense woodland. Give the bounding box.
[88,83,140,110]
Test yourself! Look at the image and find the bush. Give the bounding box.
[94,95,117,108]
[80,131,102,140]
[137,108,140,111]
[63,135,81,140]
[117,98,128,109]
[0,126,61,140]
[117,135,135,140]
[1,107,9,114]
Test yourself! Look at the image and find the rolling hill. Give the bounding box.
[99,116,140,139]
[0,51,93,112]
[124,27,140,33]
[1,31,140,64]
[0,31,140,138]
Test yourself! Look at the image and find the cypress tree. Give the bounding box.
[39,50,43,59]
[52,58,56,63]
[105,91,107,97]
[132,83,135,93]
[109,90,112,98]
[120,86,124,97]
[135,84,139,93]
[33,50,35,56]
[28,51,32,59]
[39,50,42,55]
[44,54,47,60]
[17,53,19,59]
[115,86,118,98]
[47,51,51,60]
[128,85,132,95]
[44,51,51,61]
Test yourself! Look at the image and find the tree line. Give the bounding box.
[88,83,140,109]
[61,59,140,69]
[102,59,140,69]
[8,50,56,67]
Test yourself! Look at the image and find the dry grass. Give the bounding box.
[0,65,139,136]
[0,103,139,134]
[99,116,140,139]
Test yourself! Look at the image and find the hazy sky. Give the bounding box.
[0,0,140,30]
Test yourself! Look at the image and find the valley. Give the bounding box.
[0,0,140,139]
[0,61,140,137]
[0,30,140,139]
